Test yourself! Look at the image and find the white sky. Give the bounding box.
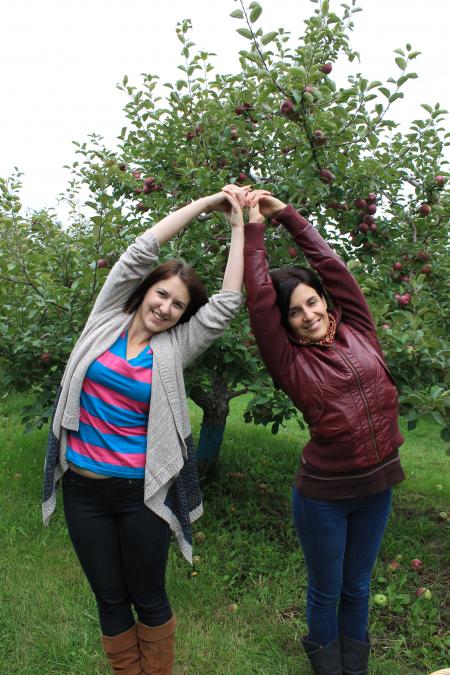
[1,0,449,219]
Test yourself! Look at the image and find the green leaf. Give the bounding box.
[237,28,253,40]
[368,80,383,90]
[238,50,261,65]
[393,48,405,56]
[230,9,244,18]
[249,5,262,23]
[389,92,404,103]
[379,87,391,99]
[395,57,407,70]
[409,50,422,59]
[261,31,278,46]
[421,103,433,114]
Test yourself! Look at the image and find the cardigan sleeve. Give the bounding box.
[276,205,377,336]
[172,290,243,369]
[87,230,160,319]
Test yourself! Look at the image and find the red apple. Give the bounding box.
[230,127,239,141]
[366,193,377,203]
[388,560,401,571]
[435,175,445,187]
[416,250,431,262]
[410,558,423,572]
[150,184,163,192]
[313,129,327,146]
[237,172,248,183]
[39,352,51,364]
[144,176,155,187]
[303,85,314,94]
[369,222,377,232]
[364,215,375,225]
[415,587,432,599]
[288,246,298,258]
[366,204,377,215]
[186,131,195,141]
[131,170,141,179]
[392,262,403,271]
[358,222,369,233]
[420,264,432,274]
[319,168,334,184]
[418,202,431,216]
[399,274,410,283]
[136,203,149,212]
[97,259,108,269]
[354,198,367,210]
[398,293,411,306]
[280,98,295,117]
[235,105,246,115]
[320,62,333,74]
[118,162,127,171]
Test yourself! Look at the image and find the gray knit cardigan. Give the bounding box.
[42,228,242,562]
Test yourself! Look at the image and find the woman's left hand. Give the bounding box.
[221,186,245,228]
[203,185,250,214]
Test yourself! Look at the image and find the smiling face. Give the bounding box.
[135,274,190,337]
[288,282,329,340]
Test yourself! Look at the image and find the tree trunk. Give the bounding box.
[189,372,230,478]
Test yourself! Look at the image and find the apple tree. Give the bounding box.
[1,0,448,457]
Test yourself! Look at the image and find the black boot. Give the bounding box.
[302,637,343,674]
[340,634,370,675]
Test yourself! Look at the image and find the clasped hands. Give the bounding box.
[204,185,286,229]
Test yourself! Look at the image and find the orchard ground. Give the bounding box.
[1,391,449,674]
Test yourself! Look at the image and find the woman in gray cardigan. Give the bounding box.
[42,185,246,674]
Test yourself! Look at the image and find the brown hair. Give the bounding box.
[269,265,332,331]
[124,259,208,324]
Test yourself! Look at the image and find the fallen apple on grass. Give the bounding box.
[373,593,388,608]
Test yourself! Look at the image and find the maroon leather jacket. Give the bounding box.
[244,205,404,472]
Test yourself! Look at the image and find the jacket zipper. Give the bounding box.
[331,345,380,462]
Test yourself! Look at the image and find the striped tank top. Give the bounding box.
[66,331,152,478]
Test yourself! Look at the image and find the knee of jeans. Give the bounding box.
[341,580,370,602]
[309,586,340,609]
[96,591,131,616]
[134,590,171,625]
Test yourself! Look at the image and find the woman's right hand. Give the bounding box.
[246,190,287,220]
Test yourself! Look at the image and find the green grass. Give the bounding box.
[0,391,449,674]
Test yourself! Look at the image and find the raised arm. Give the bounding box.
[88,191,244,319]
[173,186,246,367]
[243,197,297,390]
[248,192,376,335]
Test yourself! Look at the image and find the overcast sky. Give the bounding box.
[1,0,449,219]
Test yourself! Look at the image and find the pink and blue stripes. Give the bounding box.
[66,332,152,478]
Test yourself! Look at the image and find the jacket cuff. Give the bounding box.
[244,222,266,251]
[275,204,311,236]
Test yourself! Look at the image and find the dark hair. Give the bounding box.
[269,265,331,331]
[124,259,208,325]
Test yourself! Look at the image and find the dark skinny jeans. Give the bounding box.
[62,468,172,637]
[292,487,392,645]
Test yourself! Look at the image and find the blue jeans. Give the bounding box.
[292,487,392,645]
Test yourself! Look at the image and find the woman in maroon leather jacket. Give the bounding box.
[243,191,405,675]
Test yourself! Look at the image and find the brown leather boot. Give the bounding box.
[101,624,143,674]
[137,616,176,674]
